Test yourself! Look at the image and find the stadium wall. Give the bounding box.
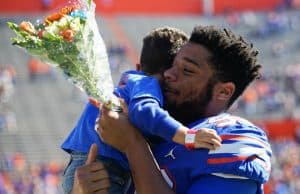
[0,0,283,14]
[213,0,282,14]
[256,118,300,140]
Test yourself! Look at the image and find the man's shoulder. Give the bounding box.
[204,114,272,183]
[194,114,265,135]
[191,113,254,128]
[208,114,269,144]
[207,113,255,128]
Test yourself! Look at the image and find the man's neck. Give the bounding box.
[166,102,225,125]
[166,105,205,125]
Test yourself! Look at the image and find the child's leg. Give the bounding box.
[62,151,87,194]
[62,151,130,194]
[98,155,131,194]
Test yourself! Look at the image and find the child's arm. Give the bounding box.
[172,126,222,150]
[127,76,221,150]
[129,97,222,150]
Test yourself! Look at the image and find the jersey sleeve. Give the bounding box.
[127,77,182,141]
[204,120,272,185]
[187,174,260,194]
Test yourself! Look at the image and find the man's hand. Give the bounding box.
[96,105,175,194]
[96,105,143,153]
[72,144,110,194]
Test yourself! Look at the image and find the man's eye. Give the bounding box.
[183,68,194,74]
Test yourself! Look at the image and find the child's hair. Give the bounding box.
[140,27,188,75]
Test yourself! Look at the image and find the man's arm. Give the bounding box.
[125,134,174,194]
[98,107,174,194]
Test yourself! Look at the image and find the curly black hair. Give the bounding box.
[140,26,188,75]
[189,25,262,107]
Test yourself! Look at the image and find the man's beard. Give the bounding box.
[164,81,213,125]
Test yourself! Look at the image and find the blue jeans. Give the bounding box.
[62,151,131,194]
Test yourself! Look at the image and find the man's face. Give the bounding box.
[163,42,215,120]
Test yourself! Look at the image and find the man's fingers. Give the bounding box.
[101,105,109,116]
[77,167,109,181]
[118,98,128,115]
[101,105,119,119]
[95,116,100,132]
[73,144,111,194]
[86,144,98,165]
[83,178,110,193]
[88,169,110,181]
[92,178,111,190]
[84,162,106,172]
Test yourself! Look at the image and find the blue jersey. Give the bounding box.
[61,70,181,169]
[128,113,272,194]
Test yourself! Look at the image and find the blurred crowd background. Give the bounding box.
[1,0,300,193]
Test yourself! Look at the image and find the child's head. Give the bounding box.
[139,27,188,76]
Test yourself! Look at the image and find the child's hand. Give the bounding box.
[194,128,222,150]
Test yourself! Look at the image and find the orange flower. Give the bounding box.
[44,5,80,25]
[45,12,64,24]
[60,5,80,15]
[60,29,76,42]
[37,30,45,38]
[19,21,35,34]
[89,98,101,108]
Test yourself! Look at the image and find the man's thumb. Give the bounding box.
[85,143,98,165]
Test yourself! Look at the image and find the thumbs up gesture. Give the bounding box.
[85,143,99,165]
[71,144,110,194]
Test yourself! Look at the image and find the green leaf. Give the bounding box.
[7,22,18,30]
[7,21,34,40]
[87,0,92,7]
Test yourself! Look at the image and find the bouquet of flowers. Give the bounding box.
[7,0,121,111]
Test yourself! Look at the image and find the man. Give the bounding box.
[73,25,272,194]
[63,27,221,194]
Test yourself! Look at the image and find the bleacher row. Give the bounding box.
[0,10,300,164]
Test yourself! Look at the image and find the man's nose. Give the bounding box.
[164,67,176,82]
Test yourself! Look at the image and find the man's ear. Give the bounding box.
[135,63,142,71]
[214,82,235,101]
